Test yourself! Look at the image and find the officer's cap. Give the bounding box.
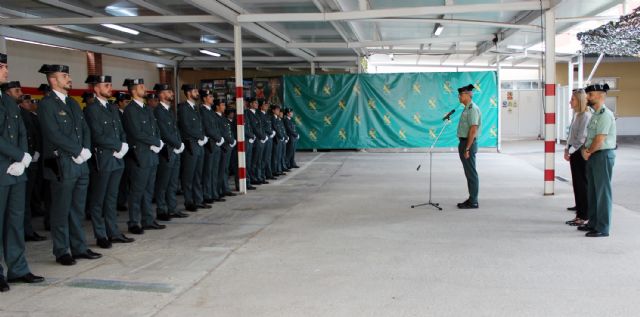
[585,83,610,93]
[81,91,94,103]
[199,89,213,99]
[38,64,70,74]
[0,81,21,91]
[181,84,196,93]
[457,84,474,94]
[85,75,112,85]
[18,94,32,102]
[123,78,144,87]
[145,93,159,100]
[153,83,171,92]
[0,53,7,64]
[115,92,131,102]
[38,84,51,93]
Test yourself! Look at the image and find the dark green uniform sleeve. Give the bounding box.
[37,97,83,157]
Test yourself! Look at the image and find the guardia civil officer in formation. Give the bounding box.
[215,98,237,197]
[83,75,134,248]
[456,84,481,209]
[153,83,187,221]
[178,84,210,211]
[200,89,225,203]
[577,83,617,237]
[283,108,300,169]
[270,105,288,176]
[0,53,44,292]
[38,64,101,265]
[259,101,276,181]
[245,98,264,186]
[121,78,165,234]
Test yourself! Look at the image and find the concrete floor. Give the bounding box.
[2,140,640,317]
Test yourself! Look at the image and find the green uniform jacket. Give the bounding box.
[154,104,182,163]
[247,110,264,140]
[215,112,235,151]
[177,102,205,142]
[201,106,223,149]
[122,101,161,168]
[20,108,41,156]
[244,111,255,140]
[0,94,28,185]
[84,99,126,172]
[37,92,91,181]
[258,111,273,138]
[283,117,298,139]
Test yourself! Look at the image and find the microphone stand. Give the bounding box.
[411,118,452,210]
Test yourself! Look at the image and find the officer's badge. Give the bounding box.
[58,110,67,116]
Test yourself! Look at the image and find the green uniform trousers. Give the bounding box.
[586,149,615,234]
[155,156,180,215]
[203,146,221,200]
[127,164,157,228]
[88,168,124,240]
[49,174,90,258]
[0,182,31,279]
[458,138,479,204]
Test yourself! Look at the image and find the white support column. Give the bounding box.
[310,62,315,75]
[577,54,584,88]
[234,25,247,194]
[543,8,556,195]
[496,54,502,153]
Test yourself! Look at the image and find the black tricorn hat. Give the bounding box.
[0,53,7,64]
[585,83,610,93]
[81,91,94,103]
[199,89,213,99]
[212,99,222,107]
[123,78,144,87]
[153,83,170,92]
[181,84,196,92]
[0,81,21,91]
[38,84,51,93]
[115,92,132,102]
[85,75,112,85]
[38,64,70,74]
[457,84,475,94]
[18,94,32,102]
[145,93,159,100]
[283,108,293,115]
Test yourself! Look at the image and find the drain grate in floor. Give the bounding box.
[65,278,174,293]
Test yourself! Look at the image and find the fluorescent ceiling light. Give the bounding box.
[105,5,137,17]
[102,24,139,35]
[434,23,444,36]
[507,45,525,50]
[200,49,221,57]
[86,36,125,44]
[4,37,76,50]
[201,35,219,44]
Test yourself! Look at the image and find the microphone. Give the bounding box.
[442,109,456,121]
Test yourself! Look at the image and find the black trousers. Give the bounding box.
[569,149,589,220]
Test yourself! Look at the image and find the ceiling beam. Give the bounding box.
[368,48,475,55]
[358,18,541,30]
[0,15,225,25]
[237,1,550,22]
[311,0,360,56]
[182,56,357,62]
[185,0,315,62]
[0,25,176,66]
[106,42,275,49]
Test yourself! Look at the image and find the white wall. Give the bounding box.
[4,40,159,89]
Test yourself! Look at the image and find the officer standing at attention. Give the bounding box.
[283,108,300,169]
[38,64,101,265]
[115,92,131,212]
[83,75,134,248]
[215,98,237,197]
[121,78,165,234]
[578,83,617,238]
[270,105,285,176]
[0,53,44,291]
[456,84,481,209]
[16,94,47,242]
[200,89,224,204]
[259,101,276,181]
[245,98,263,187]
[178,84,210,212]
[153,83,187,221]
[145,93,159,109]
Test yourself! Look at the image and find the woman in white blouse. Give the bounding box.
[564,88,592,226]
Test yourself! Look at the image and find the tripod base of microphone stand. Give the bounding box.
[411,201,443,211]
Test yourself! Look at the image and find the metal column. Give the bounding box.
[543,9,556,195]
[234,25,247,194]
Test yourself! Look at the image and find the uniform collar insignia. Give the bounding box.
[59,110,67,116]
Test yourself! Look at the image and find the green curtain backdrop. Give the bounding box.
[283,71,498,149]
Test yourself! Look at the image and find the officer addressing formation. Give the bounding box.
[0,47,620,293]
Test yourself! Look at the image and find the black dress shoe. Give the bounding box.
[0,278,9,292]
[156,213,172,221]
[25,231,47,242]
[117,205,128,211]
[204,198,215,204]
[458,201,479,209]
[284,169,291,172]
[128,225,145,235]
[185,204,198,212]
[247,186,257,190]
[56,254,77,266]
[292,165,300,168]
[73,249,102,260]
[96,237,112,249]
[169,211,189,218]
[456,199,470,208]
[224,192,237,197]
[8,273,45,284]
[251,181,261,186]
[143,221,166,230]
[197,203,211,209]
[586,231,609,237]
[577,225,594,232]
[214,198,226,202]
[111,235,135,243]
[567,206,577,211]
[267,177,277,180]
[261,181,270,184]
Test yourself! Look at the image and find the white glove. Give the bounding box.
[296,135,300,140]
[72,155,85,164]
[113,151,125,159]
[249,138,255,144]
[80,148,92,161]
[159,140,165,150]
[230,140,237,148]
[270,131,276,138]
[285,138,289,144]
[32,151,40,163]
[150,145,161,153]
[174,143,185,154]
[7,162,26,176]
[198,136,209,147]
[260,136,268,144]
[119,143,130,156]
[21,153,33,168]
[216,137,225,147]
